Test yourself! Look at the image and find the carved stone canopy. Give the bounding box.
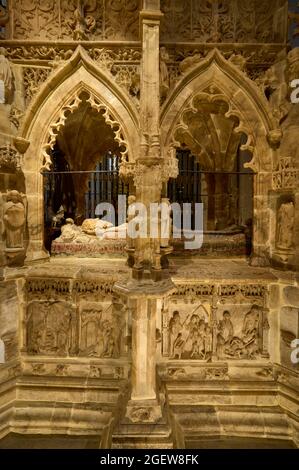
[173,90,252,171]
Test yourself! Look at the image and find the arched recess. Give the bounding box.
[161,49,281,264]
[18,46,139,262]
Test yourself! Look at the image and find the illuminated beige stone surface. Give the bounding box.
[0,0,298,449]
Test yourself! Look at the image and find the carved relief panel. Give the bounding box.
[215,304,268,360]
[161,283,270,362]
[24,278,128,360]
[160,0,287,44]
[12,0,61,41]
[165,301,212,360]
[78,300,126,358]
[26,301,76,356]
[10,0,141,40]
[276,196,295,252]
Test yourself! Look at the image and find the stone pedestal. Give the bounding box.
[114,278,175,419]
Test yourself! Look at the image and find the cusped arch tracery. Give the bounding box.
[161,49,278,173]
[43,88,129,171]
[172,90,255,171]
[19,46,139,174]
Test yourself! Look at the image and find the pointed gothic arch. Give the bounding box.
[161,49,281,264]
[161,49,280,173]
[19,46,140,263]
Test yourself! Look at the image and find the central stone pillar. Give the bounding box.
[115,280,175,424]
[113,2,177,429]
[131,296,156,401]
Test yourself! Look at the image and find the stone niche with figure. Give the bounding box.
[270,193,298,270]
[0,189,27,265]
[164,302,213,360]
[25,296,127,359]
[215,304,269,360]
[78,300,126,359]
[26,301,76,356]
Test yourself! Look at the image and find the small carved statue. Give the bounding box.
[217,310,234,357]
[169,310,183,357]
[171,333,185,359]
[258,58,289,122]
[0,46,13,101]
[159,47,170,100]
[80,309,102,356]
[3,190,26,250]
[276,201,295,250]
[100,319,120,358]
[71,0,96,41]
[52,205,65,228]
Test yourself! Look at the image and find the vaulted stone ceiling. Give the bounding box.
[55,96,121,173]
[174,98,243,172]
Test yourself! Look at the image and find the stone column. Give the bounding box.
[131,2,164,281]
[24,171,49,264]
[114,1,176,425]
[114,280,175,423]
[131,296,157,401]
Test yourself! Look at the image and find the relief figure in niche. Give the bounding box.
[169,310,182,357]
[276,201,295,251]
[159,47,170,100]
[3,191,26,250]
[27,303,45,354]
[43,303,72,355]
[100,318,121,358]
[172,333,185,359]
[216,310,234,358]
[169,306,211,360]
[80,309,102,356]
[80,307,121,358]
[26,302,72,356]
[217,306,261,359]
[0,47,13,101]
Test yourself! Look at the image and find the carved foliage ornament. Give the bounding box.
[11,0,140,41]
[160,0,287,44]
[23,67,52,105]
[273,157,299,190]
[0,145,21,171]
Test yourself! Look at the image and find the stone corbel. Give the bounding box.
[14,137,30,155]
[267,129,283,150]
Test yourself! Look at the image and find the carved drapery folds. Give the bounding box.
[276,198,295,252]
[1,190,26,258]
[10,0,140,41]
